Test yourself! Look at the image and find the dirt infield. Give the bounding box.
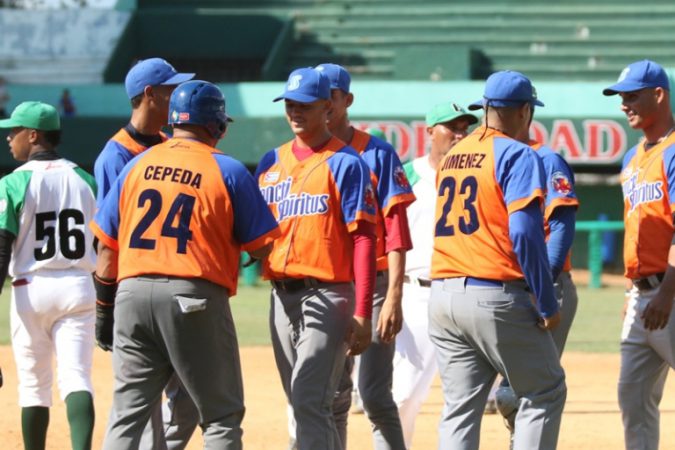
[0,346,674,449]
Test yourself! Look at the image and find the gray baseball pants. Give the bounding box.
[333,272,405,450]
[270,282,354,450]
[428,277,566,450]
[103,276,244,450]
[550,271,578,357]
[619,286,675,450]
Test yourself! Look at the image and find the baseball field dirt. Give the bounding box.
[0,346,673,449]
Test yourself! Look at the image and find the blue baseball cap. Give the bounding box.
[315,63,351,93]
[125,58,195,99]
[274,68,331,103]
[468,70,544,110]
[603,59,670,96]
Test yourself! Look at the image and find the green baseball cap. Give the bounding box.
[0,101,60,131]
[366,127,387,143]
[426,102,478,127]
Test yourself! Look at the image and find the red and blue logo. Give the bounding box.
[551,171,572,195]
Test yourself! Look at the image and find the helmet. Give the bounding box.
[168,80,232,139]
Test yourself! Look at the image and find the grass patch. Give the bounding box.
[565,285,625,353]
[0,279,628,351]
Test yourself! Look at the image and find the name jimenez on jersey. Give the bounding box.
[260,175,329,221]
[621,167,664,213]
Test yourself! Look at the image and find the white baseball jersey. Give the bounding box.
[0,158,97,277]
[403,154,437,278]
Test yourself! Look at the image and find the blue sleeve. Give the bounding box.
[494,139,546,211]
[362,139,413,212]
[93,153,144,242]
[215,154,279,245]
[94,141,133,208]
[547,206,576,281]
[328,150,377,225]
[663,144,675,205]
[509,202,558,318]
[542,151,577,209]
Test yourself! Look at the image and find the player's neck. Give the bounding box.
[129,110,163,136]
[428,150,442,171]
[643,116,675,147]
[330,121,354,145]
[294,130,333,149]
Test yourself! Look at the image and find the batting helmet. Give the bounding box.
[168,80,233,139]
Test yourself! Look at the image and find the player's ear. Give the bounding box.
[143,85,154,100]
[346,92,354,107]
[27,129,39,144]
[654,86,668,104]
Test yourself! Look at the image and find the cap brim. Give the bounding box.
[467,99,484,111]
[161,72,196,86]
[273,92,324,103]
[226,115,234,123]
[602,80,646,96]
[0,118,21,128]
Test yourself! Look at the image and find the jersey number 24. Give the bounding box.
[129,189,195,254]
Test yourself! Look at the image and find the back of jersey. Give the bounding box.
[3,159,97,277]
[431,128,544,280]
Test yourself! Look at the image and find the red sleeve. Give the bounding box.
[351,221,376,319]
[384,202,413,253]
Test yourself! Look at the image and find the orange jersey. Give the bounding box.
[620,133,675,278]
[431,127,545,280]
[531,141,579,272]
[91,138,280,296]
[350,129,415,271]
[255,136,377,282]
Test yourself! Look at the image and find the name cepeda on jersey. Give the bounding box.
[622,169,663,213]
[260,176,329,221]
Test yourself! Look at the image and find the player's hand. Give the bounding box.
[538,311,561,331]
[346,316,372,356]
[95,301,115,352]
[642,292,673,330]
[377,292,403,344]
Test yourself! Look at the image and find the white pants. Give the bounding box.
[392,281,437,449]
[10,270,95,407]
[619,286,675,450]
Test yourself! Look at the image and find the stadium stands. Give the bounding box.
[139,0,675,81]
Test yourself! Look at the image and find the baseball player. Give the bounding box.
[392,101,478,448]
[0,101,98,450]
[315,62,415,450]
[93,57,198,450]
[467,97,580,434]
[429,70,566,450]
[91,80,280,449]
[604,59,675,450]
[255,67,377,450]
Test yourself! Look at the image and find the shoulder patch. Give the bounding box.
[393,165,411,190]
[551,171,573,195]
[364,183,377,210]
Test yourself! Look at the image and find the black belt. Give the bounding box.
[632,273,664,291]
[272,277,323,293]
[403,274,432,287]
